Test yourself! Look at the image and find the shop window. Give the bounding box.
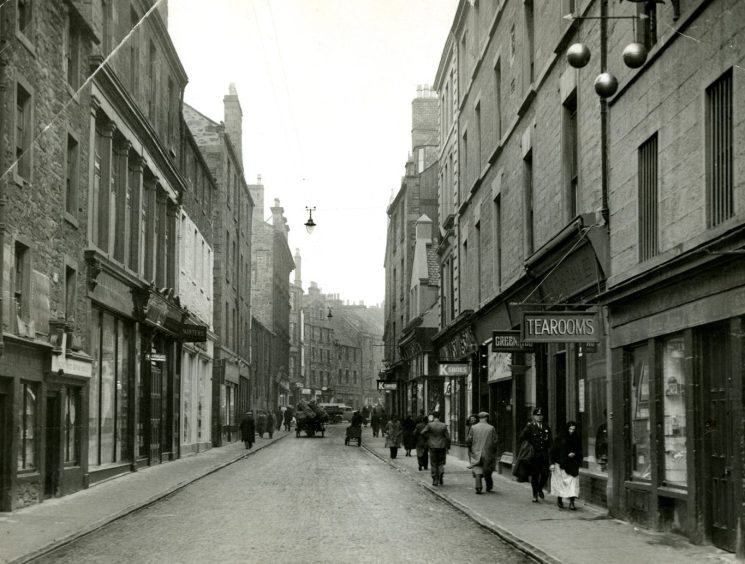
[89,309,133,466]
[18,381,37,471]
[630,344,651,480]
[64,386,80,465]
[579,341,608,474]
[661,335,687,487]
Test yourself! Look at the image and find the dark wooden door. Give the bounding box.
[150,365,162,464]
[554,350,567,431]
[45,394,61,497]
[701,324,737,551]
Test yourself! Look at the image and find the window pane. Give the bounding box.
[64,386,80,464]
[18,383,37,470]
[630,345,651,480]
[580,339,608,474]
[116,319,131,462]
[99,312,116,464]
[88,310,101,466]
[662,336,687,486]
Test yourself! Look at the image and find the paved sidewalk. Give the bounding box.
[0,431,289,564]
[362,429,736,564]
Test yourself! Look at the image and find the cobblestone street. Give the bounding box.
[34,426,531,564]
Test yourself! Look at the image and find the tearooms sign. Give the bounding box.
[521,311,599,343]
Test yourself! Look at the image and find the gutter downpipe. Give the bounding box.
[0,1,9,356]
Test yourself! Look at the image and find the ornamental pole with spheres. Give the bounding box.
[566,29,648,98]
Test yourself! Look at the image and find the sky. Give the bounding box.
[167,0,459,307]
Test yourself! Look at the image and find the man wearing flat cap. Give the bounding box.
[466,412,498,494]
[518,407,553,503]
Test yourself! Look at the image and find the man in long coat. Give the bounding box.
[421,412,450,486]
[466,412,498,494]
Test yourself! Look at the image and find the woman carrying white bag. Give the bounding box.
[550,421,582,510]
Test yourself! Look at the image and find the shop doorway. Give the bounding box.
[44,394,61,497]
[554,350,567,431]
[490,380,513,456]
[150,364,162,464]
[699,322,739,552]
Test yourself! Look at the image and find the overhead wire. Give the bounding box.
[0,0,166,183]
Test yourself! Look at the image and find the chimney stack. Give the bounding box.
[223,83,243,167]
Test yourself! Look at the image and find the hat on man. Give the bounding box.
[532,407,543,415]
[478,411,489,418]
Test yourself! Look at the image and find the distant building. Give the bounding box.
[249,185,294,411]
[184,85,254,447]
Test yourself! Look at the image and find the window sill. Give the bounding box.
[13,172,30,189]
[624,480,652,492]
[16,30,35,56]
[64,211,79,229]
[657,485,687,499]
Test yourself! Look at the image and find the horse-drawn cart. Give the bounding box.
[295,400,327,438]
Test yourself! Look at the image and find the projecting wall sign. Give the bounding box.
[521,311,599,343]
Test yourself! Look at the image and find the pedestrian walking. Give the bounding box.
[284,407,293,431]
[384,414,403,459]
[361,405,370,427]
[550,420,582,510]
[414,415,429,471]
[466,412,498,494]
[421,412,450,486]
[256,410,266,438]
[267,411,276,439]
[402,414,417,457]
[517,407,553,503]
[239,411,255,449]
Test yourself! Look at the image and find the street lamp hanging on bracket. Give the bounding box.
[304,206,317,234]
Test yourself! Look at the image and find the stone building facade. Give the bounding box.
[382,87,439,417]
[0,0,220,509]
[183,87,253,447]
[249,184,293,411]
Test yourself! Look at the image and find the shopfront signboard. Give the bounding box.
[521,311,599,343]
[492,330,533,353]
[438,363,470,377]
[377,380,397,391]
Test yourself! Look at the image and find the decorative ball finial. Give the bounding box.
[622,42,648,69]
[567,43,591,68]
[594,72,619,98]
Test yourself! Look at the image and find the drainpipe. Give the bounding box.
[0,1,9,356]
[599,0,610,225]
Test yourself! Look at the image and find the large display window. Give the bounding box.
[89,308,133,467]
[18,382,37,471]
[579,339,608,474]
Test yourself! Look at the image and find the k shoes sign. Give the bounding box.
[521,311,599,343]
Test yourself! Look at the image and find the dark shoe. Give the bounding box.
[432,477,438,486]
[538,490,545,499]
[418,466,422,471]
[569,500,576,511]
[439,474,444,485]
[557,498,564,509]
[532,497,539,503]
[486,486,493,492]
[475,488,482,494]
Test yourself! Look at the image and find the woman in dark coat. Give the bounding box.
[256,411,266,438]
[414,415,429,471]
[239,412,255,449]
[402,414,417,457]
[550,421,582,510]
[517,407,553,503]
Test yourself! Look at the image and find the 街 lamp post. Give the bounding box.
[304,206,316,234]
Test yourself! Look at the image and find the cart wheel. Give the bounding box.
[296,429,300,437]
[321,429,325,438]
[357,439,361,447]
[344,437,348,445]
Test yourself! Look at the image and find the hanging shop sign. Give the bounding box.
[377,380,398,391]
[492,330,533,353]
[146,353,166,363]
[521,311,599,343]
[181,323,207,342]
[438,363,470,377]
